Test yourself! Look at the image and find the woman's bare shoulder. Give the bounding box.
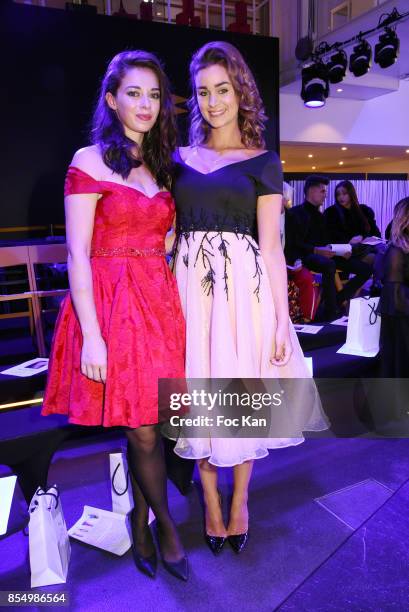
[70,145,104,177]
[178,145,195,162]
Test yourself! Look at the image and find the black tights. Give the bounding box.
[125,425,183,562]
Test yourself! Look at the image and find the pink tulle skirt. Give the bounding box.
[170,231,328,467]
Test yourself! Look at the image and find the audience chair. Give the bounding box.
[0,246,35,343]
[27,244,68,357]
[227,1,251,33]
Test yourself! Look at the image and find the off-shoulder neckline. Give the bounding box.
[68,166,171,200]
[175,148,272,176]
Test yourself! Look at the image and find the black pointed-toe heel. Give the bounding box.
[129,510,157,578]
[205,534,226,554]
[228,532,249,554]
[131,545,157,578]
[204,491,226,554]
[155,523,189,581]
[161,555,189,582]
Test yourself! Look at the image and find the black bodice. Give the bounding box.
[172,149,283,240]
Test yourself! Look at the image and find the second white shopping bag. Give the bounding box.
[110,452,155,522]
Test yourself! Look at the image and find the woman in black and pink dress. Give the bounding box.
[170,42,327,554]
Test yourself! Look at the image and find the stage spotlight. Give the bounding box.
[375,28,400,68]
[326,50,347,84]
[301,63,329,108]
[349,39,372,77]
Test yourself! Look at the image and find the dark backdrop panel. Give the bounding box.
[0,2,280,228]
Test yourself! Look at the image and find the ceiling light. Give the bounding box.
[337,88,343,92]
[312,166,316,170]
[349,39,372,77]
[301,62,329,108]
[308,154,313,158]
[375,28,400,68]
[341,146,347,150]
[406,149,409,154]
[282,160,286,164]
[326,50,347,84]
[339,161,344,165]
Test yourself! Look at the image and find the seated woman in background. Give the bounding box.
[376,197,409,377]
[324,180,381,263]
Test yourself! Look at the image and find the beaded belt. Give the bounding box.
[91,246,166,258]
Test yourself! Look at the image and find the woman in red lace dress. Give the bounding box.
[42,51,188,581]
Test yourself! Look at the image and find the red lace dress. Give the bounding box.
[42,167,185,428]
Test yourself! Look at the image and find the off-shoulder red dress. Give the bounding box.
[42,167,185,428]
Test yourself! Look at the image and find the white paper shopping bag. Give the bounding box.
[29,486,71,588]
[68,506,131,556]
[0,475,17,536]
[110,452,134,515]
[338,296,380,357]
[109,452,155,524]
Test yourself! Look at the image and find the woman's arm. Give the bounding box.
[165,215,176,255]
[65,150,107,383]
[258,194,293,366]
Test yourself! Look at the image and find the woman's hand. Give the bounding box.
[81,334,107,383]
[314,246,335,258]
[270,324,293,367]
[349,235,363,245]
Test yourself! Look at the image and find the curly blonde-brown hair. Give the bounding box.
[391,197,409,254]
[188,41,267,149]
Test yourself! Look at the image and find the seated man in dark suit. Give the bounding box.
[284,174,373,321]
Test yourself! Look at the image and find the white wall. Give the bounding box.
[280,79,409,147]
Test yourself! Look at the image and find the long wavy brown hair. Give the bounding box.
[188,42,267,149]
[335,180,371,235]
[391,197,409,253]
[91,50,176,190]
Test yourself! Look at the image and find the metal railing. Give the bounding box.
[102,0,272,35]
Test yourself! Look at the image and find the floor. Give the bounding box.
[1,433,409,611]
